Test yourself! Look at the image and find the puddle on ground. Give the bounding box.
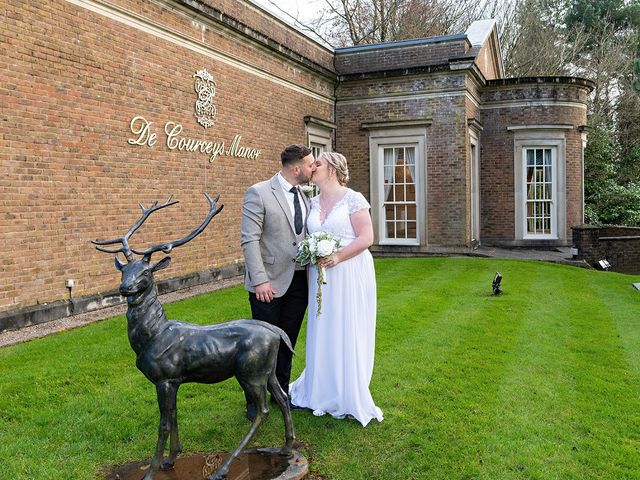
[104,448,307,480]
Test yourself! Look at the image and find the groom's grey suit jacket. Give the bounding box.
[241,174,310,297]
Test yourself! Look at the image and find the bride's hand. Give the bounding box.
[318,253,340,269]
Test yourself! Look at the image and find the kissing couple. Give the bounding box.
[241,144,383,427]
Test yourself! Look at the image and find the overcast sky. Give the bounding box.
[251,0,331,46]
[252,0,325,24]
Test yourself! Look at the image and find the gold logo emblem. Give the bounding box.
[194,69,217,128]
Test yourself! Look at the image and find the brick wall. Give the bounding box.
[573,225,640,274]
[474,43,498,80]
[1,0,334,324]
[196,0,335,71]
[479,79,591,245]
[336,71,471,247]
[94,0,336,94]
[1,4,597,327]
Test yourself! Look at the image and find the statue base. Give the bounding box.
[105,448,308,480]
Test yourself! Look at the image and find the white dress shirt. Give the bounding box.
[277,172,307,225]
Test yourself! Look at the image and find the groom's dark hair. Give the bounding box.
[281,144,312,167]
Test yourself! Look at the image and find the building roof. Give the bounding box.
[465,19,497,47]
[333,20,504,80]
[334,34,468,54]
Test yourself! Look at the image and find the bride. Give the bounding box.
[289,151,383,427]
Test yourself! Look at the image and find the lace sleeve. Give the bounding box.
[347,190,370,214]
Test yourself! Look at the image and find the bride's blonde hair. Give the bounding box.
[319,152,350,186]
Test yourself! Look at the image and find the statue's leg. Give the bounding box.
[268,371,295,455]
[208,381,267,480]
[244,387,256,422]
[162,382,182,470]
[143,381,175,480]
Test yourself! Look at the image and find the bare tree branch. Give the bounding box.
[262,0,337,47]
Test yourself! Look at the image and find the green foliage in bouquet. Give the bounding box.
[295,231,341,315]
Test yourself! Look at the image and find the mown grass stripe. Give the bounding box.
[333,259,533,479]
[0,259,638,480]
[391,260,538,479]
[565,271,640,479]
[478,265,585,480]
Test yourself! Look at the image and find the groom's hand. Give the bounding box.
[255,282,276,303]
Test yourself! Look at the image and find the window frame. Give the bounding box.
[304,116,334,156]
[522,146,557,239]
[511,127,568,242]
[379,144,419,244]
[368,126,427,247]
[469,129,481,244]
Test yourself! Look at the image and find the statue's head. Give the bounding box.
[115,255,171,298]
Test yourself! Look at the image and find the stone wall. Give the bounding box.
[572,225,640,274]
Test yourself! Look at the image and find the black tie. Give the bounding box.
[290,186,303,235]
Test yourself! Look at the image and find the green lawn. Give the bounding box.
[1,258,639,480]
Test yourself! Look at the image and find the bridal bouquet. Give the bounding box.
[295,231,341,315]
[300,183,318,199]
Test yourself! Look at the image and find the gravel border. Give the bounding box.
[0,276,243,349]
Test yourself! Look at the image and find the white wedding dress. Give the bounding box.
[289,188,383,427]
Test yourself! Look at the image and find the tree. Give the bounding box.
[565,0,640,119]
[308,0,449,46]
[564,0,640,225]
[566,0,640,46]
[502,0,587,76]
[615,67,640,184]
[299,0,515,47]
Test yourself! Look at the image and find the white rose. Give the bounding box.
[316,239,335,257]
[300,185,315,198]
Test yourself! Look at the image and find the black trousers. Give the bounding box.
[249,270,308,394]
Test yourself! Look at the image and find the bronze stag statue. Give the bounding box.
[92,194,295,480]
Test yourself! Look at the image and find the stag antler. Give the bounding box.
[132,193,223,258]
[92,195,179,262]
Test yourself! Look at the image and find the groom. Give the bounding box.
[241,144,316,398]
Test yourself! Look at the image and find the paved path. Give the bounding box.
[473,245,583,264]
[0,249,589,348]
